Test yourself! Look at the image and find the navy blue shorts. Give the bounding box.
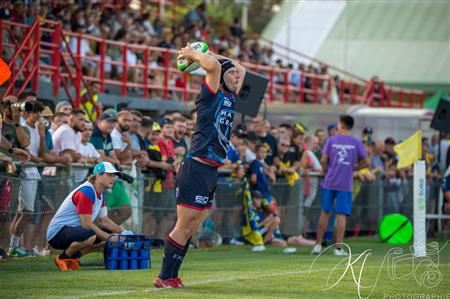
[48,226,101,250]
[321,188,352,215]
[175,158,218,211]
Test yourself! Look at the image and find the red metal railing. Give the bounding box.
[0,19,100,120]
[0,19,426,108]
[39,20,101,119]
[0,19,40,97]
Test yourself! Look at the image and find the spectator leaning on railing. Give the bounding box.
[89,108,119,165]
[0,96,30,162]
[107,109,133,226]
[8,101,45,257]
[74,120,102,184]
[52,109,86,163]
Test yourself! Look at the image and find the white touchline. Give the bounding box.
[61,263,450,299]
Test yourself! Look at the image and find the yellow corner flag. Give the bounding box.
[394,130,422,169]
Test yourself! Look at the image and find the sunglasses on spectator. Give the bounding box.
[280,143,290,147]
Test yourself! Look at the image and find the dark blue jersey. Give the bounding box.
[248,159,271,199]
[189,83,236,166]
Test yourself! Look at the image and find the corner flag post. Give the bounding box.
[394,130,426,257]
[413,160,426,257]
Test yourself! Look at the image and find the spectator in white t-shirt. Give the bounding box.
[73,121,102,184]
[9,102,45,257]
[52,109,86,162]
[111,110,133,165]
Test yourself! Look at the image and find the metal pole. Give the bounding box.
[241,4,248,31]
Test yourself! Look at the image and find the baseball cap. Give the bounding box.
[363,127,373,134]
[294,122,306,134]
[158,118,173,127]
[327,124,337,131]
[42,106,54,117]
[233,128,247,138]
[152,122,161,132]
[99,108,117,121]
[92,162,122,177]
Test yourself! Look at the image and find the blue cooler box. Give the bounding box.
[104,235,151,270]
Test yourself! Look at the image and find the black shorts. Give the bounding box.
[175,158,218,211]
[48,226,101,250]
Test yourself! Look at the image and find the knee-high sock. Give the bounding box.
[172,237,191,278]
[159,236,185,279]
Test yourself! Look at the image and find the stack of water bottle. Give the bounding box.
[104,234,151,270]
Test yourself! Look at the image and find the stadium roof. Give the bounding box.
[316,0,449,90]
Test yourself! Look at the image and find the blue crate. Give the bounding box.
[104,235,151,270]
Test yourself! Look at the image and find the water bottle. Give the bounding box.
[139,248,149,269]
[107,247,119,270]
[119,248,128,270]
[129,249,138,270]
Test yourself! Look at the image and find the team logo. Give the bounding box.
[224,99,232,107]
[195,195,209,205]
[176,187,179,198]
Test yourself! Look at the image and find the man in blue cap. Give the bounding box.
[46,162,128,271]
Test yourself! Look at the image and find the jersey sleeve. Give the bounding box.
[195,83,217,104]
[72,191,94,215]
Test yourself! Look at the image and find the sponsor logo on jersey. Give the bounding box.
[195,195,209,205]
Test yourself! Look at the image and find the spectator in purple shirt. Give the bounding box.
[311,115,369,256]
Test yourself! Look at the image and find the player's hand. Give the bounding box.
[12,148,30,162]
[178,44,197,61]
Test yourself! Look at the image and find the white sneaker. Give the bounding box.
[282,247,297,254]
[311,243,322,255]
[334,248,349,256]
[252,245,266,252]
[42,249,51,256]
[229,238,244,246]
[32,246,43,256]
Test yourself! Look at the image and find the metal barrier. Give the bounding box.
[0,163,448,251]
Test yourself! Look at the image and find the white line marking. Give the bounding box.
[62,263,450,299]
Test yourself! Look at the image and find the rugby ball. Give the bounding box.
[176,41,209,73]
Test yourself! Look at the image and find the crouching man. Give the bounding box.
[46,162,126,271]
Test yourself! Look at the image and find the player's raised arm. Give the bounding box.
[178,45,221,93]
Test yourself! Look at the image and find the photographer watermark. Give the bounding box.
[309,241,448,299]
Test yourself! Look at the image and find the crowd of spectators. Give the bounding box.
[0,0,340,103]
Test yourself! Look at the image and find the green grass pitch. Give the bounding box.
[1,237,449,299]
